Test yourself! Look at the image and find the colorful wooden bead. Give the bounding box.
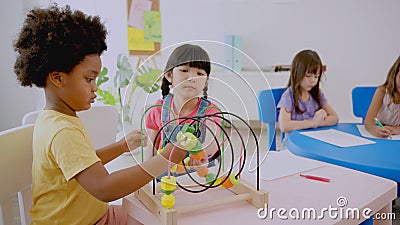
[205,173,216,184]
[157,148,164,154]
[176,131,198,150]
[215,178,224,188]
[190,149,205,160]
[161,194,175,209]
[229,174,240,185]
[176,163,186,174]
[187,140,202,154]
[222,176,234,188]
[181,124,195,134]
[161,176,177,191]
[196,167,208,177]
[170,164,177,173]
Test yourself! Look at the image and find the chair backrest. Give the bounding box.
[257,88,285,150]
[22,105,119,149]
[0,124,34,225]
[351,86,377,123]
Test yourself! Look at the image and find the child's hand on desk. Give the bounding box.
[385,126,400,135]
[121,130,147,152]
[374,126,392,138]
[313,109,327,127]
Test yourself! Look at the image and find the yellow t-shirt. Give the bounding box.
[30,110,108,225]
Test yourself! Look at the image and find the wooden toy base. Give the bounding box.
[131,181,268,225]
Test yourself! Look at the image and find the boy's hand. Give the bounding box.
[122,130,147,152]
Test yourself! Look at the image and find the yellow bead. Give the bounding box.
[170,164,177,173]
[176,131,198,150]
[183,157,190,167]
[161,194,175,209]
[161,176,177,191]
[157,148,164,154]
[215,178,224,188]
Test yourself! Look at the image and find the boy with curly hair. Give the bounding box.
[14,5,186,225]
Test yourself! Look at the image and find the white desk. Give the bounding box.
[107,150,397,225]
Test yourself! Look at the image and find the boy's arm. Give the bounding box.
[144,129,161,161]
[75,142,186,202]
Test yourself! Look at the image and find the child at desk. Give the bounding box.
[14,5,186,224]
[364,56,400,138]
[145,44,222,173]
[277,50,339,134]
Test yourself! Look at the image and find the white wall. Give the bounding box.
[2,0,399,131]
[160,0,400,122]
[0,0,40,131]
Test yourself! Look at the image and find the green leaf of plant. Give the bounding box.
[96,89,116,105]
[135,68,163,93]
[96,67,109,87]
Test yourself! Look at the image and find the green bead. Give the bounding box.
[188,140,202,154]
[182,124,195,134]
[161,189,175,195]
[206,173,216,184]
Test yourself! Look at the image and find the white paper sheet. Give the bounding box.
[356,124,400,140]
[247,150,324,181]
[300,129,376,147]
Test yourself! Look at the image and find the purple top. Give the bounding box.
[277,87,327,121]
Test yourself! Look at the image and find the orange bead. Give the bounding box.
[176,163,186,174]
[196,167,209,177]
[191,149,205,161]
[222,176,234,188]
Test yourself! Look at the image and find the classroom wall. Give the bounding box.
[0,0,41,131]
[160,0,400,123]
[1,0,399,131]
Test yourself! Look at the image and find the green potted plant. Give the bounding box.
[96,54,162,131]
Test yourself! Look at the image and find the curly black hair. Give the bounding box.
[13,5,108,87]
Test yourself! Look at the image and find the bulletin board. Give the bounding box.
[127,0,161,55]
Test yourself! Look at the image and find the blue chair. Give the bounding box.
[351,86,377,123]
[257,88,285,150]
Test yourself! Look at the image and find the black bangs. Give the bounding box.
[176,61,210,75]
[164,44,211,75]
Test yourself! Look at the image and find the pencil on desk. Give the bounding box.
[300,174,331,183]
